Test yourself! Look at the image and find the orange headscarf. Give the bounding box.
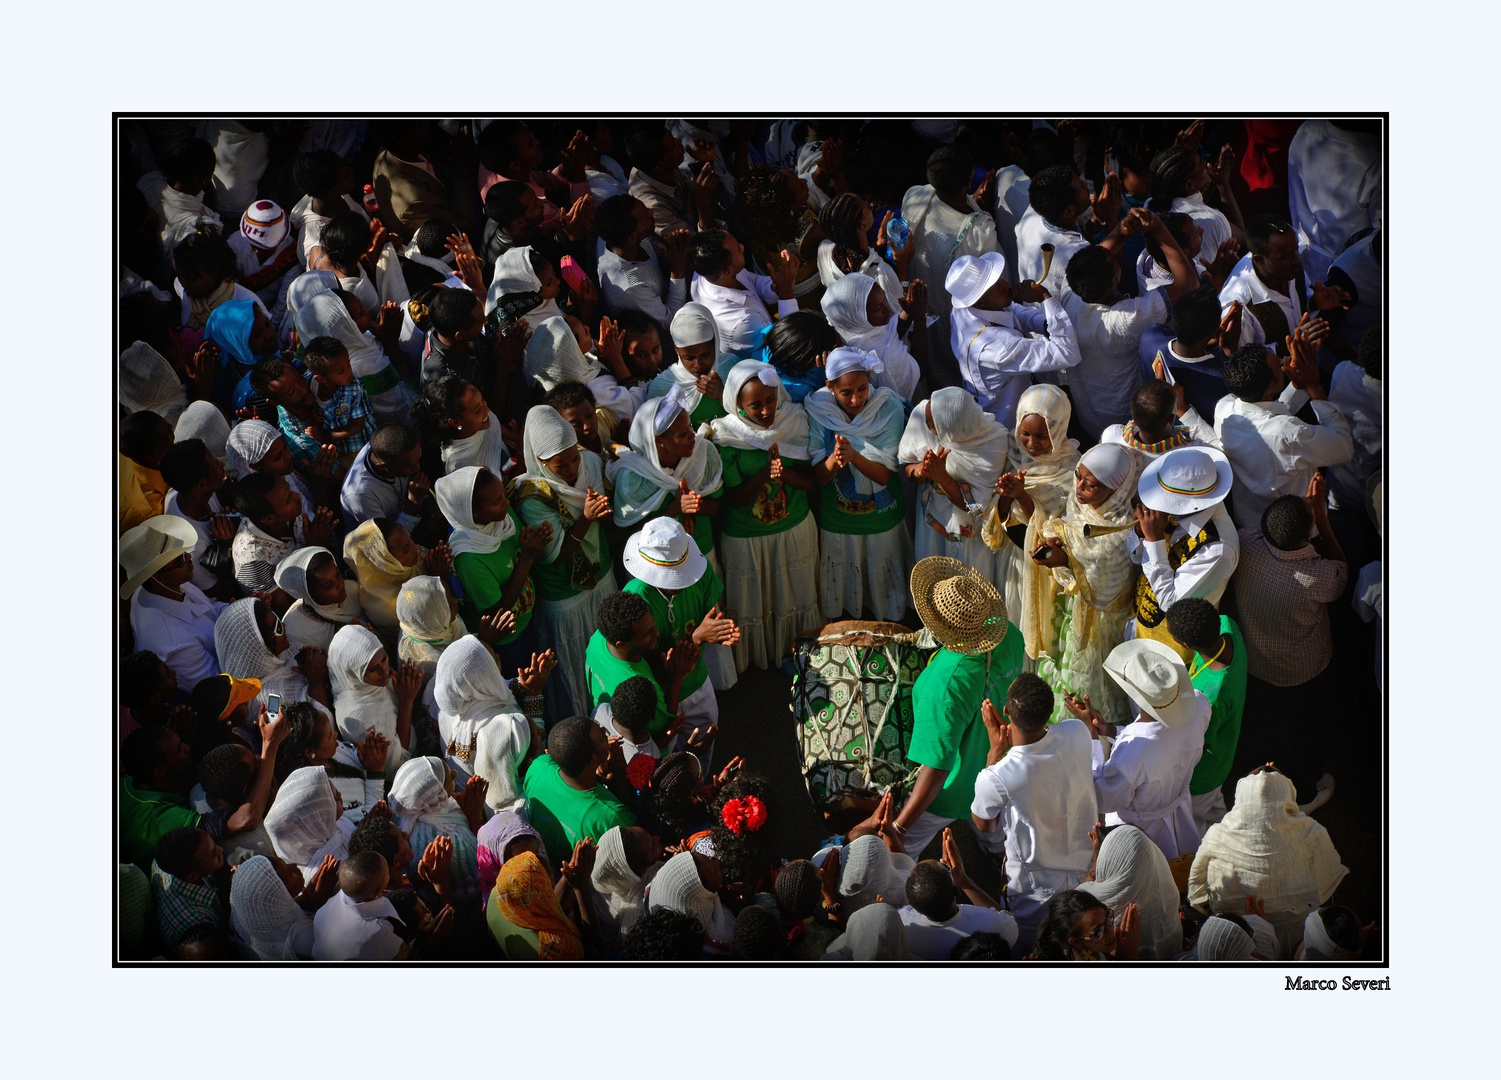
[492,851,584,960]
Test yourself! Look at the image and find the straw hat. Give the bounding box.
[944,252,1008,310]
[909,556,1008,655]
[119,515,199,598]
[1138,446,1232,516]
[622,518,708,591]
[1103,639,1196,728]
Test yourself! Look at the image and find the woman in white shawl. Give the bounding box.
[608,388,734,689]
[510,405,620,718]
[645,850,737,956]
[294,290,416,427]
[524,315,641,426]
[820,271,921,402]
[266,766,357,884]
[706,360,820,672]
[805,347,912,621]
[343,518,439,631]
[1029,443,1143,725]
[990,383,1083,647]
[486,245,566,324]
[397,576,465,678]
[1078,825,1183,960]
[274,547,364,655]
[388,755,483,909]
[120,341,188,424]
[213,597,326,716]
[647,303,733,427]
[590,824,662,954]
[433,636,537,814]
[174,401,230,464]
[411,375,509,477]
[328,623,414,773]
[1189,766,1349,956]
[900,386,1011,595]
[823,902,911,960]
[228,853,321,960]
[834,834,915,912]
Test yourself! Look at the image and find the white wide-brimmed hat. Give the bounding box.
[1138,446,1233,516]
[622,518,708,591]
[1103,639,1196,728]
[119,515,199,598]
[945,251,1008,310]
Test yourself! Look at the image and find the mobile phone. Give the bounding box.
[1031,544,1054,563]
[559,256,589,296]
[266,692,281,721]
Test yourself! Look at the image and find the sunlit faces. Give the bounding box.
[565,314,595,355]
[450,384,492,438]
[264,476,304,525]
[972,275,1013,312]
[543,445,583,487]
[675,340,715,377]
[471,471,510,525]
[257,436,295,477]
[654,410,697,467]
[737,376,778,428]
[264,368,316,408]
[624,325,664,380]
[828,369,870,417]
[630,611,659,655]
[363,649,392,687]
[536,260,561,300]
[307,554,348,607]
[1074,464,1113,507]
[864,288,894,328]
[719,232,747,279]
[1016,413,1053,457]
[556,402,598,449]
[384,523,422,568]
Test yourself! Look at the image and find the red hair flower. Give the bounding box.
[626,754,656,791]
[720,795,768,834]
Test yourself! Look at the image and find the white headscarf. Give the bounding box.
[434,466,516,557]
[433,636,530,811]
[327,624,399,751]
[265,766,354,880]
[1078,444,1135,491]
[228,854,315,960]
[651,302,723,414]
[1191,915,1257,961]
[592,825,651,935]
[388,755,467,836]
[520,405,604,516]
[294,290,387,373]
[899,387,1011,492]
[836,835,913,909]
[1189,771,1349,915]
[174,401,230,463]
[1077,825,1183,960]
[486,246,566,323]
[397,575,465,672]
[607,395,725,526]
[1010,383,1081,491]
[523,315,603,392]
[646,852,736,946]
[342,519,420,630]
[708,359,811,456]
[225,419,281,479]
[440,410,509,477]
[286,269,339,323]
[274,546,362,626]
[819,273,920,401]
[827,903,909,960]
[212,597,308,710]
[803,379,906,498]
[120,342,188,424]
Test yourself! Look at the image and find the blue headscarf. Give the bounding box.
[205,299,276,411]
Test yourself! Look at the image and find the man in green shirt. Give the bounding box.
[122,725,217,871]
[585,592,700,742]
[523,715,639,864]
[1167,598,1249,835]
[892,557,1025,860]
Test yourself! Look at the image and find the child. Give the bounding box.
[651,302,731,425]
[621,519,740,760]
[486,245,567,324]
[296,289,416,428]
[594,675,663,763]
[303,335,377,473]
[706,359,820,672]
[339,422,431,533]
[805,347,912,621]
[344,519,451,632]
[248,355,342,482]
[544,381,612,460]
[274,546,364,654]
[229,199,303,326]
[585,592,700,749]
[228,472,337,594]
[151,826,228,957]
[616,310,668,383]
[312,851,406,960]
[172,227,260,332]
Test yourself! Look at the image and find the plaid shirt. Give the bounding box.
[314,378,376,455]
[150,861,224,955]
[1233,528,1348,687]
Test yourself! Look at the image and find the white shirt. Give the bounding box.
[898,903,1019,960]
[1061,288,1170,440]
[596,238,688,326]
[1217,254,1303,349]
[970,718,1096,902]
[951,300,1081,429]
[1324,362,1382,513]
[1013,207,1090,300]
[163,490,223,593]
[990,166,1030,285]
[129,582,227,689]
[689,270,798,355]
[1091,691,1212,862]
[592,703,660,764]
[1287,121,1382,285]
[1213,392,1353,530]
[312,890,406,960]
[1170,193,1233,274]
[901,186,999,318]
[1125,503,1240,611]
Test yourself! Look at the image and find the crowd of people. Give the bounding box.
[117,117,1382,962]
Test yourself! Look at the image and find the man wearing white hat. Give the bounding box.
[123,515,229,689]
[946,251,1082,430]
[1065,638,1212,863]
[229,199,303,326]
[1127,445,1240,660]
[621,519,740,765]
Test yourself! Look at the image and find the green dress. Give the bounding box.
[1188,616,1249,797]
[452,508,535,645]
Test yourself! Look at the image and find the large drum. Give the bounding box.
[792,620,935,815]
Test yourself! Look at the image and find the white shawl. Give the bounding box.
[432,636,532,812]
[803,384,905,498]
[174,401,230,463]
[1077,825,1184,960]
[212,597,311,712]
[434,465,516,557]
[707,360,811,458]
[328,624,403,767]
[441,410,510,476]
[229,854,315,960]
[397,575,466,674]
[898,386,1011,538]
[486,245,565,324]
[523,315,604,392]
[120,342,188,424]
[608,395,725,526]
[388,755,469,837]
[265,766,356,882]
[819,272,920,401]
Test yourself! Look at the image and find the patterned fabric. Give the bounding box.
[1135,522,1220,627]
[1233,529,1348,686]
[491,851,584,960]
[1035,592,1132,725]
[150,861,224,954]
[793,625,932,811]
[316,382,375,455]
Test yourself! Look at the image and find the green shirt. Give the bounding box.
[585,631,675,735]
[453,509,535,643]
[690,395,727,427]
[717,444,811,538]
[120,776,201,871]
[622,568,724,701]
[522,754,638,864]
[907,627,1026,821]
[512,479,609,602]
[1188,615,1249,796]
